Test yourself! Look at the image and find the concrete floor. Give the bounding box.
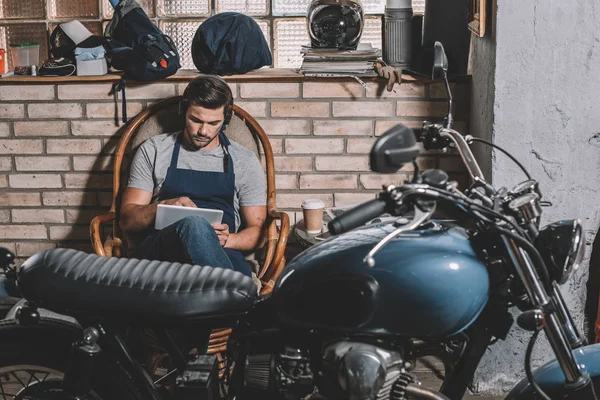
[414,356,504,400]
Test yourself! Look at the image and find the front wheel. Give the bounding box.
[0,318,142,400]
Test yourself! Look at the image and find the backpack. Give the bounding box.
[104,0,180,82]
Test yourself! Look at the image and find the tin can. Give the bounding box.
[0,49,6,74]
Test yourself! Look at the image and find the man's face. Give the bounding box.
[183,102,226,150]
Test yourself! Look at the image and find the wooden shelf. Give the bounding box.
[0,68,457,85]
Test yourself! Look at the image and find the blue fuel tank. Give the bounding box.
[273,221,490,338]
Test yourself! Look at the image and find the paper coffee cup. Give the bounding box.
[302,199,325,234]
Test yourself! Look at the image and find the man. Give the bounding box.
[120,75,267,277]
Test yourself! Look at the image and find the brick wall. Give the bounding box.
[0,78,470,263]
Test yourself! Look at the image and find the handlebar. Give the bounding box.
[328,197,388,235]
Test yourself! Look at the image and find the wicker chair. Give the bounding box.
[89,96,290,356]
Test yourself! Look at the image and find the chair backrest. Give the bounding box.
[109,96,276,254]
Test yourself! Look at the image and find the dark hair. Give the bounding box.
[183,75,233,111]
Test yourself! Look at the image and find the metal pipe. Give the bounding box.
[502,237,582,383]
[552,282,586,348]
[405,383,451,400]
[439,128,484,181]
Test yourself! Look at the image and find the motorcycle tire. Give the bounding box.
[0,318,142,400]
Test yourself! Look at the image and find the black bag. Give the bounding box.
[105,0,180,82]
[192,12,272,75]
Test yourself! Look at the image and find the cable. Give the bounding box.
[525,330,552,400]
[468,137,531,180]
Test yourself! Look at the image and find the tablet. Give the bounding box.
[155,204,223,230]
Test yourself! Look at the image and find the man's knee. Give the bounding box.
[174,216,216,240]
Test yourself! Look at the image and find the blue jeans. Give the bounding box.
[0,276,8,297]
[136,215,251,276]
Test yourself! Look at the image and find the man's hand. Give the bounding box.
[160,197,197,208]
[212,223,230,247]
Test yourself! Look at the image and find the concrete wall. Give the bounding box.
[471,0,600,394]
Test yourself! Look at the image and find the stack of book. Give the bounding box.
[299,43,381,77]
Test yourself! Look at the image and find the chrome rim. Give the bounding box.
[0,365,102,400]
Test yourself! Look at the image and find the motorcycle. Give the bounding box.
[0,41,598,400]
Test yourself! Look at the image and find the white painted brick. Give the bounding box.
[0,192,41,206]
[274,156,312,171]
[86,102,144,119]
[47,139,102,154]
[0,174,6,188]
[65,174,113,189]
[49,226,89,240]
[28,103,83,119]
[277,193,333,209]
[235,101,267,117]
[313,120,372,136]
[43,192,97,206]
[73,156,113,171]
[16,242,57,257]
[315,156,369,171]
[13,209,65,223]
[58,84,114,100]
[65,209,102,224]
[397,101,448,118]
[366,83,426,98]
[181,82,237,98]
[334,192,377,207]
[347,138,376,154]
[360,173,411,189]
[0,210,9,223]
[0,140,43,154]
[0,242,16,253]
[300,174,357,189]
[285,138,344,154]
[267,138,283,154]
[9,174,63,188]
[71,121,122,136]
[332,102,394,117]
[14,121,69,136]
[275,174,298,189]
[0,225,47,240]
[15,156,69,171]
[0,122,9,137]
[439,156,466,172]
[0,85,55,101]
[271,102,329,118]
[429,83,457,99]
[256,119,311,135]
[0,104,25,119]
[375,120,423,136]
[98,192,113,207]
[0,157,10,171]
[240,83,299,98]
[127,83,176,99]
[303,82,363,98]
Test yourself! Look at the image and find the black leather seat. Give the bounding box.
[18,248,257,324]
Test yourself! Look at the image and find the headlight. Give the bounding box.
[535,219,585,284]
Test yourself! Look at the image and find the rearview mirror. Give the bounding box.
[370,124,420,173]
[432,41,448,80]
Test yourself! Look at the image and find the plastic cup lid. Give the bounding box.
[10,43,40,47]
[302,199,325,210]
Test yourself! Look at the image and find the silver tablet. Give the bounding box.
[154,204,224,230]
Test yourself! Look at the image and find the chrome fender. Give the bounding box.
[506,343,600,399]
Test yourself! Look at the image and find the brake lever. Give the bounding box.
[363,206,434,268]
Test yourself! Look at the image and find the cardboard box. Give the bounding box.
[76,58,108,76]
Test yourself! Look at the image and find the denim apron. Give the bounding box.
[157,131,249,275]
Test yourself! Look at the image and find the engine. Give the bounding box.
[244,347,314,397]
[243,342,417,400]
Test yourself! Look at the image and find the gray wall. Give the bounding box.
[470,0,600,394]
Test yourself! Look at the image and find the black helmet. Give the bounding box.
[307,0,364,50]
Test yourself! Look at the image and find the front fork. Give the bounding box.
[502,236,597,399]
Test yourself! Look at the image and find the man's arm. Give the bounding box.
[120,188,196,233]
[213,205,267,252]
